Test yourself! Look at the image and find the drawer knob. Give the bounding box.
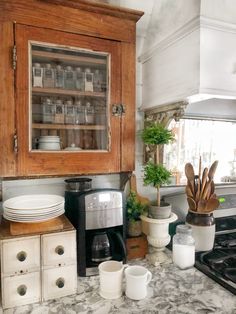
[55,245,64,255]
[56,277,65,288]
[17,251,27,262]
[17,285,27,296]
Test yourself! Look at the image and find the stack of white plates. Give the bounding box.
[38,136,61,150]
[3,194,65,223]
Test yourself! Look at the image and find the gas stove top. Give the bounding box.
[195,229,236,294]
[194,195,236,295]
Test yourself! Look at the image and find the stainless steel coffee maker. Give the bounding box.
[64,179,126,276]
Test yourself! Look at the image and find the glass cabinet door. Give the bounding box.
[30,43,109,152]
[15,24,121,176]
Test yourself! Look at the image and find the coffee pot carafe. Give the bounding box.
[91,232,112,262]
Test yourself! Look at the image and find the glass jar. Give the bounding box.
[172,224,195,269]
[65,100,75,124]
[84,101,95,125]
[42,97,54,123]
[75,67,85,91]
[32,63,43,87]
[64,66,75,90]
[54,99,64,124]
[75,100,85,125]
[93,69,102,92]
[55,65,64,88]
[43,64,55,88]
[84,68,94,92]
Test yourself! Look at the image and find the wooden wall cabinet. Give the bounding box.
[0,0,143,177]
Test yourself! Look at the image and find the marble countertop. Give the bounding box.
[2,257,236,314]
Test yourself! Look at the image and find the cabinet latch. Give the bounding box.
[12,45,17,70]
[112,104,126,116]
[13,132,18,153]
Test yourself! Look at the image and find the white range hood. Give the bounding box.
[139,0,236,117]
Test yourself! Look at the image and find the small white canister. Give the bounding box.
[172,224,195,269]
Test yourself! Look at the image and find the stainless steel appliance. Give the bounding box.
[64,186,126,276]
[195,194,236,294]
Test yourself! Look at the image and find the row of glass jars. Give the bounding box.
[32,63,105,92]
[41,97,106,125]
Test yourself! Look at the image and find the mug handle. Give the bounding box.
[146,271,152,285]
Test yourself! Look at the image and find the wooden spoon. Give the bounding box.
[208,160,218,180]
[202,180,212,200]
[200,167,208,199]
[185,184,194,198]
[198,199,207,212]
[204,198,220,212]
[187,197,197,211]
[185,163,195,193]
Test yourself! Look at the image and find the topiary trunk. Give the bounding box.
[157,185,161,207]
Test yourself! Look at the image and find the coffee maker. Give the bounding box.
[64,178,126,276]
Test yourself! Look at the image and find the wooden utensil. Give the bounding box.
[200,167,208,199]
[198,199,207,212]
[185,184,194,198]
[208,160,218,180]
[197,156,202,201]
[202,180,212,200]
[185,163,195,194]
[204,198,220,212]
[187,197,197,211]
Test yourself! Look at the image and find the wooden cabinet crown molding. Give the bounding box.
[38,0,144,22]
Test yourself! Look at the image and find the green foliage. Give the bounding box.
[143,162,172,188]
[141,122,174,146]
[126,191,147,222]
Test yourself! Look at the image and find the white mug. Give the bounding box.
[125,265,152,300]
[98,260,126,299]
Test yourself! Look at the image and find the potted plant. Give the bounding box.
[126,191,147,237]
[141,122,175,219]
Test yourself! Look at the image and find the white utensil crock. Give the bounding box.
[125,265,152,300]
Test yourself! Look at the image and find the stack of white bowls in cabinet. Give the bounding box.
[38,136,61,150]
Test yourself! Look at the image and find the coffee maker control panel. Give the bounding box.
[85,191,122,211]
[85,191,123,230]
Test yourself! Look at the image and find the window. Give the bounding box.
[163,118,236,185]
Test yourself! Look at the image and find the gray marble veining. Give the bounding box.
[2,258,236,314]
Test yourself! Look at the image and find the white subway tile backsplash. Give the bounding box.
[2,174,120,202]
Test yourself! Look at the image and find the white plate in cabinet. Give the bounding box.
[2,271,40,309]
[41,231,76,267]
[42,264,77,301]
[1,236,40,275]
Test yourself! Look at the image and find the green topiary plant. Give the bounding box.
[143,162,172,208]
[141,122,175,208]
[126,191,147,222]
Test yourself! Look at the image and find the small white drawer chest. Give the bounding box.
[0,215,77,309]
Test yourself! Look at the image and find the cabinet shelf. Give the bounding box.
[32,50,107,67]
[32,87,106,98]
[32,123,106,130]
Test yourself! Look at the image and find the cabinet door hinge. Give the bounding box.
[13,132,18,153]
[112,104,126,116]
[12,45,17,70]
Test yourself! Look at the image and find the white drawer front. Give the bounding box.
[41,231,76,267]
[42,264,77,301]
[1,236,40,275]
[2,272,40,309]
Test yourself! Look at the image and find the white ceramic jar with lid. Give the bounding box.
[172,224,195,269]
